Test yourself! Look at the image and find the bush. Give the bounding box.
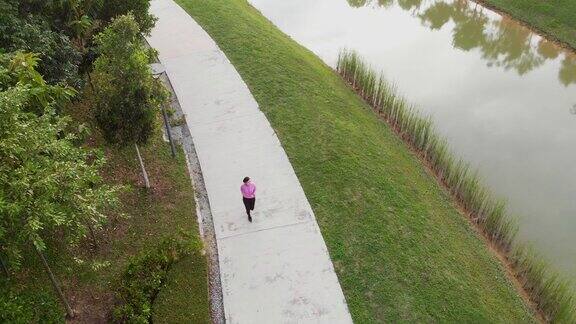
[92,14,166,147]
[0,285,64,324]
[113,237,194,323]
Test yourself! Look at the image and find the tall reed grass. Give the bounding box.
[336,49,575,323]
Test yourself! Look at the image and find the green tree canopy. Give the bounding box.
[92,13,165,146]
[0,52,77,115]
[96,0,156,34]
[0,1,82,87]
[0,56,118,268]
[0,0,157,88]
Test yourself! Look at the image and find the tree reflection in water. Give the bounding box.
[347,0,576,86]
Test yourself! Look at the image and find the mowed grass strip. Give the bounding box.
[478,0,576,51]
[175,0,535,322]
[152,252,210,324]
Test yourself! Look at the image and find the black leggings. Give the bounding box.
[243,197,255,216]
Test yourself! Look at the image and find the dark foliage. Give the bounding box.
[0,1,82,87]
[97,0,156,34]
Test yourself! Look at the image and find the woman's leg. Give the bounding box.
[243,198,251,216]
[250,198,255,211]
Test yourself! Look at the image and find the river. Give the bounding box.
[248,0,576,284]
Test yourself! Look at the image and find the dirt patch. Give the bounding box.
[67,283,113,324]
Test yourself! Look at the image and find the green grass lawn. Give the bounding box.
[479,0,576,50]
[175,0,536,322]
[0,113,210,322]
[152,252,210,323]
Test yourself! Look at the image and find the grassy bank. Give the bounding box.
[1,112,210,322]
[338,49,575,322]
[175,0,537,322]
[478,0,576,51]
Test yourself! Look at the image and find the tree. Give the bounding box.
[96,0,156,34]
[0,0,157,91]
[92,14,166,189]
[0,1,82,87]
[0,52,77,115]
[0,55,119,317]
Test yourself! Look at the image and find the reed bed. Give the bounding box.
[336,49,575,323]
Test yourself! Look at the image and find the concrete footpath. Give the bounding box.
[146,0,352,322]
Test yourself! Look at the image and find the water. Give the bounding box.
[248,0,576,283]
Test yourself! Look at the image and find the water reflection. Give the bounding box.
[347,0,576,86]
[249,0,576,283]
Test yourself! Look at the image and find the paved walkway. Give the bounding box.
[147,0,352,323]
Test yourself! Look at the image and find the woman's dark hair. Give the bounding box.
[243,177,250,183]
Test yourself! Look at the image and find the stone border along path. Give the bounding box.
[147,0,353,322]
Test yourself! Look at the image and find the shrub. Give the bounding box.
[92,13,166,147]
[113,237,195,323]
[0,286,64,324]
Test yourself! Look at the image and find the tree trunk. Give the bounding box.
[160,103,177,158]
[87,72,95,92]
[34,245,74,318]
[87,222,98,248]
[135,143,150,189]
[0,255,8,279]
[79,37,96,92]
